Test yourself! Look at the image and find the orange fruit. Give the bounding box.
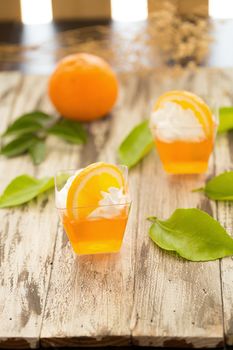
[48,53,118,122]
[154,90,214,137]
[66,162,125,219]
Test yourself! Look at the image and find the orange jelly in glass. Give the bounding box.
[155,133,215,174]
[150,91,218,174]
[55,163,131,255]
[61,209,129,254]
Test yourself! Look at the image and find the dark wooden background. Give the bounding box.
[0,18,233,73]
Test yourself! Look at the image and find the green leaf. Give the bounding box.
[48,119,87,144]
[29,140,46,165]
[18,111,53,122]
[149,208,233,261]
[3,120,43,137]
[0,175,54,208]
[199,171,233,201]
[2,111,53,137]
[1,134,38,157]
[218,107,233,133]
[118,120,154,168]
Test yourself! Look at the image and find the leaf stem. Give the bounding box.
[147,216,157,223]
[192,187,204,193]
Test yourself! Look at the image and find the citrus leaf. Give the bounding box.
[0,175,54,208]
[18,111,53,122]
[218,107,233,133]
[29,139,46,165]
[3,111,53,137]
[48,119,87,144]
[1,134,38,157]
[3,120,43,137]
[198,171,233,200]
[118,120,154,168]
[149,208,233,261]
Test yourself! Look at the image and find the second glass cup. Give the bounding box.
[55,165,131,255]
[152,126,217,174]
[150,91,218,174]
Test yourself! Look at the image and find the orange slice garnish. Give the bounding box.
[154,90,214,138]
[66,162,125,219]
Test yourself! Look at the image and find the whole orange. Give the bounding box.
[48,53,119,121]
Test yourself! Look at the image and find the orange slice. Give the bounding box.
[66,162,125,219]
[154,90,214,137]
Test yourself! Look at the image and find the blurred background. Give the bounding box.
[0,0,233,74]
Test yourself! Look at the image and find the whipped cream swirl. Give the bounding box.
[150,101,206,142]
[90,187,129,219]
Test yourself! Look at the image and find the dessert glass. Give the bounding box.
[151,106,218,174]
[55,166,131,255]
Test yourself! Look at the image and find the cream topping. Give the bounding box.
[55,170,82,209]
[89,187,129,218]
[150,101,206,142]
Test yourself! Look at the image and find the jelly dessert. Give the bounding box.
[55,162,131,255]
[150,90,218,174]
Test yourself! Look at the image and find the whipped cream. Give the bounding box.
[90,187,129,219]
[150,101,206,142]
[55,170,82,209]
[56,172,129,218]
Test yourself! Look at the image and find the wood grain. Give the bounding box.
[40,76,146,347]
[209,68,233,347]
[130,69,223,348]
[0,69,233,348]
[0,74,62,349]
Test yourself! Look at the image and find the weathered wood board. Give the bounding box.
[130,70,223,348]
[0,69,233,348]
[209,69,233,347]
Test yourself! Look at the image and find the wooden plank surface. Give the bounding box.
[0,69,232,348]
[40,76,145,347]
[209,68,233,347]
[0,74,60,349]
[130,70,223,348]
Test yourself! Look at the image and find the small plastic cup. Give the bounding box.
[150,106,219,174]
[55,166,131,255]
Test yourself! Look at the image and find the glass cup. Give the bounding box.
[150,106,219,174]
[55,166,131,255]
